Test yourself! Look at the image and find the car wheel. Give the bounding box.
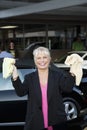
[63,97,80,121]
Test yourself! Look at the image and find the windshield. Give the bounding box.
[55,52,86,63]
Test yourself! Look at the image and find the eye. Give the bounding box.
[37,57,41,60]
[43,56,48,59]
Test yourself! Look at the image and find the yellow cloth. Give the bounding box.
[65,54,83,86]
[2,58,15,79]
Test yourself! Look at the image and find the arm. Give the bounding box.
[11,65,29,96]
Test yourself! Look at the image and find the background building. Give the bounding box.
[0,0,87,60]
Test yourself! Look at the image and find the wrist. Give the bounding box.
[70,73,75,77]
[12,76,18,81]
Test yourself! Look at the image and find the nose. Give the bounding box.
[40,57,44,62]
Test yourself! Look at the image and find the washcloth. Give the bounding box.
[65,54,83,86]
[2,58,15,79]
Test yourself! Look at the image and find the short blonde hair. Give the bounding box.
[33,46,51,59]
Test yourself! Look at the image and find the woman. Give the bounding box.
[8,40,19,58]
[11,46,75,130]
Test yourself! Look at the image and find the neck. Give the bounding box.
[38,68,49,86]
[38,68,48,74]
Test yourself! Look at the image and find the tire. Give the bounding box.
[63,97,80,121]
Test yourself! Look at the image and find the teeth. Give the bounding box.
[40,63,45,66]
[40,64,44,66]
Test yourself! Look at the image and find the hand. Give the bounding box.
[12,65,18,81]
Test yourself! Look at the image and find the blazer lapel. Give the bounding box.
[32,70,42,107]
[47,69,54,102]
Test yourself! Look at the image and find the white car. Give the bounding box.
[54,51,87,70]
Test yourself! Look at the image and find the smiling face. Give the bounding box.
[33,47,51,70]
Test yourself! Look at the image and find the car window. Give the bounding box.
[58,55,66,63]
[0,68,35,91]
[56,52,86,63]
[84,55,87,60]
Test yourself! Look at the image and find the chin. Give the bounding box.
[39,66,48,70]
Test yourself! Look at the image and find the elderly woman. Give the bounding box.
[11,46,75,130]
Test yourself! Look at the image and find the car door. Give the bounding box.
[0,68,34,127]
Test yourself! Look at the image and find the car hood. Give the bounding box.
[54,62,87,70]
[54,63,69,68]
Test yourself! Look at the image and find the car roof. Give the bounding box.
[22,42,46,59]
[68,51,87,54]
[68,51,87,58]
[0,58,35,70]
